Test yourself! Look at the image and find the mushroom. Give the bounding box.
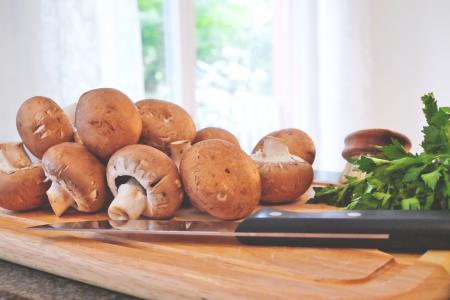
[0,142,32,172]
[0,165,50,211]
[75,88,142,161]
[251,137,313,204]
[0,142,49,211]
[193,127,240,147]
[42,142,108,216]
[180,139,261,220]
[106,144,183,220]
[253,128,316,164]
[136,99,196,166]
[16,96,74,159]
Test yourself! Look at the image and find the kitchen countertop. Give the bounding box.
[0,260,138,300]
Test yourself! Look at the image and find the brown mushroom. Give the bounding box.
[42,142,108,216]
[0,143,48,211]
[252,137,313,204]
[16,96,74,159]
[106,144,183,220]
[75,88,142,161]
[0,165,50,211]
[193,127,240,147]
[253,128,316,164]
[180,139,261,220]
[136,99,196,165]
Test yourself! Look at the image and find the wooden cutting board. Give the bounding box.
[0,200,449,299]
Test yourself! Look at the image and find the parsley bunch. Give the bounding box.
[309,93,450,210]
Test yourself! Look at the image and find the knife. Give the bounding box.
[28,208,450,252]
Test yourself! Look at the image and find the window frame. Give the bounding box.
[163,0,196,117]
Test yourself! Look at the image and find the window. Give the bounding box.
[194,0,275,151]
[138,0,168,99]
[138,0,277,151]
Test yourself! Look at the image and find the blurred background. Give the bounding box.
[1,0,449,171]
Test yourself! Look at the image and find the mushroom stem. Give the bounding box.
[46,181,75,217]
[170,140,191,169]
[108,178,146,220]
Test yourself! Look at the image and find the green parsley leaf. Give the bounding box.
[421,169,441,191]
[401,197,421,210]
[403,164,428,182]
[421,93,450,154]
[382,139,410,160]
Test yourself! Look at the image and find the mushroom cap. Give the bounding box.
[75,88,142,161]
[253,128,316,164]
[42,142,108,213]
[107,144,183,219]
[180,139,261,220]
[252,137,313,203]
[255,161,313,203]
[0,165,50,211]
[193,127,240,147]
[16,96,74,159]
[136,99,196,153]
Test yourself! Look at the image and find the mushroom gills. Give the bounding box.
[142,174,173,218]
[108,178,147,220]
[251,136,303,163]
[47,181,76,217]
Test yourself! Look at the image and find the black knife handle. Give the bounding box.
[235,208,450,252]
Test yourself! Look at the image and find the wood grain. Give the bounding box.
[0,203,449,299]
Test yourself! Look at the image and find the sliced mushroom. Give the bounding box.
[16,96,74,159]
[0,142,32,172]
[75,88,142,161]
[106,144,183,220]
[0,165,50,211]
[136,99,196,164]
[252,137,313,204]
[42,142,108,216]
[193,127,240,147]
[253,128,316,164]
[180,139,261,220]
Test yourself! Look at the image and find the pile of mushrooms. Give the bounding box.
[1,88,316,221]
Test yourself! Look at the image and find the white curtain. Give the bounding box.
[274,0,450,171]
[0,0,144,142]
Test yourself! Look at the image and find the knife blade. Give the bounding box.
[28,208,450,251]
